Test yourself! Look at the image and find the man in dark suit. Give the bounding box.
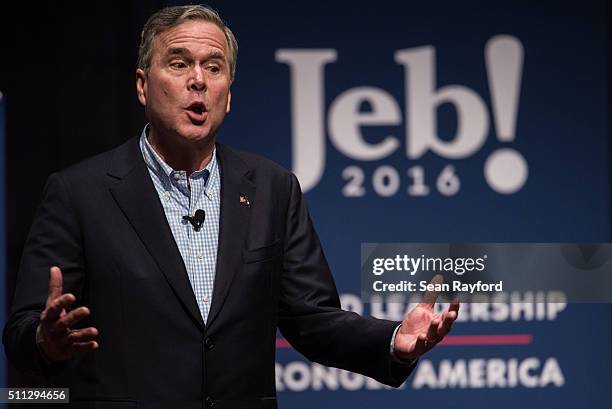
[4,5,459,409]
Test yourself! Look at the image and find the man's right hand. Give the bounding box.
[36,266,99,362]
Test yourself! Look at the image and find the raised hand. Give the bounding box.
[393,275,459,360]
[36,266,99,362]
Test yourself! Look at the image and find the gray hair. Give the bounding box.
[137,4,238,81]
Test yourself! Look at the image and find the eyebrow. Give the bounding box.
[207,50,226,61]
[167,47,189,57]
[166,47,226,62]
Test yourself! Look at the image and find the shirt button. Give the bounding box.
[198,252,203,259]
[174,173,181,180]
[203,296,209,304]
[164,191,171,200]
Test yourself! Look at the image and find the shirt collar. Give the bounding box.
[139,124,218,189]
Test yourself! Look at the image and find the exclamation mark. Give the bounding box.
[483,35,528,194]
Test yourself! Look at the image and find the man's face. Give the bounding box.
[136,20,232,145]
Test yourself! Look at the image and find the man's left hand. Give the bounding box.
[393,275,460,360]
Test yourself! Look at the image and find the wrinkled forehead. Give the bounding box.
[153,20,229,60]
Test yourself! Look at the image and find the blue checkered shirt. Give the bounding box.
[139,128,220,323]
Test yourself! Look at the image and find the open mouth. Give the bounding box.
[185,102,207,123]
[187,102,205,113]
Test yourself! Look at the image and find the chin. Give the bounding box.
[176,126,214,144]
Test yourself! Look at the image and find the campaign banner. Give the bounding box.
[191,1,612,407]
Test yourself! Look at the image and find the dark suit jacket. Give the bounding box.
[4,136,414,409]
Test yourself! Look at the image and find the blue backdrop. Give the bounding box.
[199,0,610,407]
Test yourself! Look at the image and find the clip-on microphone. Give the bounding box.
[183,209,205,231]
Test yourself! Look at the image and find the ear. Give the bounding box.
[225,90,232,113]
[136,68,147,106]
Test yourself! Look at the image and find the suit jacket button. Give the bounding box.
[205,337,215,350]
[205,396,215,408]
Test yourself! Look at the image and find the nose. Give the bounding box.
[188,65,206,92]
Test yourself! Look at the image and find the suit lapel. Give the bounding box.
[206,144,255,330]
[107,137,205,330]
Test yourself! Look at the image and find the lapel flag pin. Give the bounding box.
[239,195,250,207]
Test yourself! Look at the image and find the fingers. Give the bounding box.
[442,301,460,329]
[41,293,76,323]
[44,266,74,322]
[420,274,443,310]
[47,266,63,301]
[436,312,447,332]
[67,327,98,344]
[401,299,460,358]
[426,317,440,341]
[425,309,458,350]
[448,300,460,316]
[37,268,99,361]
[70,341,99,353]
[53,307,91,334]
[437,311,455,338]
[42,266,91,330]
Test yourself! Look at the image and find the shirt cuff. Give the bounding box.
[389,324,418,366]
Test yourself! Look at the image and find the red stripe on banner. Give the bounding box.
[438,334,533,346]
[275,334,533,349]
